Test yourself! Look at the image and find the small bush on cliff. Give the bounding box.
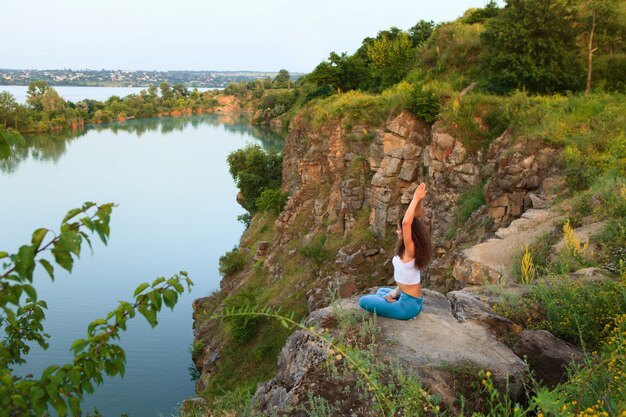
[224,288,262,344]
[300,235,329,267]
[255,188,289,215]
[410,86,441,124]
[218,248,247,276]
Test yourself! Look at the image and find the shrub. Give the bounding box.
[223,288,261,344]
[227,144,283,213]
[255,188,289,215]
[455,181,486,224]
[530,276,626,350]
[218,248,247,276]
[410,87,441,124]
[300,235,329,267]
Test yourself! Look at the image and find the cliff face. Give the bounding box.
[192,105,564,396]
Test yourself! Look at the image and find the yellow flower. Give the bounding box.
[486,371,491,378]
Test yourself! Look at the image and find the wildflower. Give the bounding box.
[486,371,491,378]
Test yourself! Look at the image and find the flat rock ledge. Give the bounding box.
[254,289,530,413]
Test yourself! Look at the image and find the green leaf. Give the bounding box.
[0,251,8,259]
[14,245,36,281]
[163,289,178,309]
[140,308,158,327]
[68,396,81,415]
[62,208,83,224]
[151,277,165,287]
[80,217,96,232]
[133,283,149,298]
[51,243,73,272]
[38,259,55,280]
[31,228,48,250]
[70,339,88,354]
[24,284,37,301]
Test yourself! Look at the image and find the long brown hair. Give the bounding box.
[395,218,432,270]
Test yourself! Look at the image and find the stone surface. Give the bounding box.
[254,290,529,414]
[513,330,584,388]
[453,209,565,284]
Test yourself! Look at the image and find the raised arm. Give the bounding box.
[415,199,423,221]
[402,183,427,260]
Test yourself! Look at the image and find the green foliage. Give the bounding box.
[410,86,441,124]
[3,80,219,134]
[407,20,437,47]
[481,0,584,94]
[226,144,283,213]
[418,21,484,81]
[273,69,291,89]
[0,204,193,417]
[440,93,512,151]
[0,126,26,160]
[531,276,626,350]
[237,213,252,228]
[307,51,370,93]
[255,188,289,215]
[299,235,329,267]
[462,1,500,24]
[455,181,486,224]
[367,32,415,90]
[224,288,262,344]
[218,248,248,276]
[257,89,298,122]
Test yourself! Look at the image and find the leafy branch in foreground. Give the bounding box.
[0,203,194,416]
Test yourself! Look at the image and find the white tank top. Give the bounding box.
[392,255,421,285]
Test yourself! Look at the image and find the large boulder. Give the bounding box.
[512,330,584,388]
[254,289,528,414]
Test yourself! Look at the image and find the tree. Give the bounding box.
[0,92,17,126]
[172,83,189,98]
[26,81,50,112]
[226,144,282,213]
[40,88,65,114]
[0,201,193,416]
[159,82,173,101]
[575,0,626,94]
[273,69,291,89]
[408,20,437,47]
[367,32,415,89]
[462,1,500,24]
[307,52,369,92]
[482,0,584,94]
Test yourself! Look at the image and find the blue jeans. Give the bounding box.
[358,287,423,320]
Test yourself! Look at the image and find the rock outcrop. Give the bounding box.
[254,290,529,414]
[193,106,573,402]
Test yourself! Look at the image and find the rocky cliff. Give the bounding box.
[191,105,575,411]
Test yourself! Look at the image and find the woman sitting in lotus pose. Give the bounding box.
[359,183,431,320]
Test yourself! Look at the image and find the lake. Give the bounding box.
[1,113,283,416]
[0,85,215,104]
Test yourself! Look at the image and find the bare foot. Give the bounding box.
[384,295,397,303]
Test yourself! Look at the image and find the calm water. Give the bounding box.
[0,85,214,104]
[1,114,283,416]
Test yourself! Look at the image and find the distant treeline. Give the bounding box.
[0,81,221,133]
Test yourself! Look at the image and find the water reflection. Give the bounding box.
[1,114,284,173]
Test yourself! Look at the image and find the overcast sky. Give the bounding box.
[3,0,497,73]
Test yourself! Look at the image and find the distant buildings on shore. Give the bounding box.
[0,69,303,88]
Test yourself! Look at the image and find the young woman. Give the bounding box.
[358,183,432,320]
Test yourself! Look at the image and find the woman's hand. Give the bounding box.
[414,183,427,202]
[384,295,397,303]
